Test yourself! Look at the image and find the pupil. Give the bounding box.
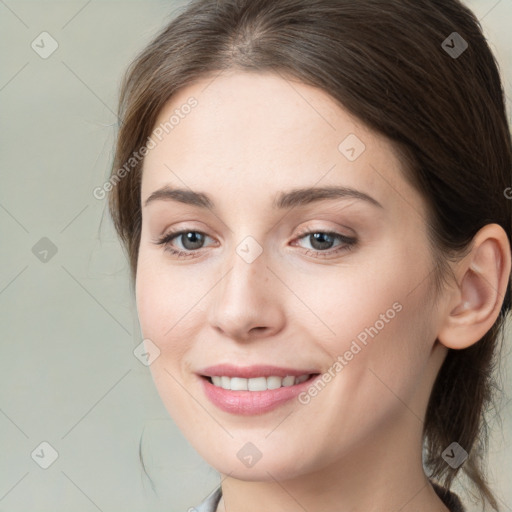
[183,232,204,250]
[310,233,334,250]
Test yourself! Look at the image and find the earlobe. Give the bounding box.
[437,224,511,350]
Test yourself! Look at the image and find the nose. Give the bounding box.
[207,248,286,342]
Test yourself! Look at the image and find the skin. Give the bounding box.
[135,71,511,512]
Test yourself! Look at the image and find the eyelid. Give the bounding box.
[293,224,355,239]
[154,224,358,260]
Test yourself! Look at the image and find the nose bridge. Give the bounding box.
[218,238,269,307]
[216,222,268,289]
[208,236,283,339]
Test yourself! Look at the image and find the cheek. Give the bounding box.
[135,264,199,420]
[135,253,206,341]
[135,268,166,341]
[305,246,435,408]
[286,280,433,469]
[325,272,434,428]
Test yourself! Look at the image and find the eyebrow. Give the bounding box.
[143,185,383,210]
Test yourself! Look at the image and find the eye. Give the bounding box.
[293,229,357,257]
[153,228,357,259]
[154,229,214,258]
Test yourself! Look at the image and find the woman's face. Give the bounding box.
[136,71,448,481]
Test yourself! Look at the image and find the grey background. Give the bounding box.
[0,1,511,511]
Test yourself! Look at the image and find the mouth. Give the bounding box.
[201,373,317,391]
[197,365,322,415]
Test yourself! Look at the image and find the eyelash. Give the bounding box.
[154,227,357,260]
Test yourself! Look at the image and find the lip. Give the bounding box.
[198,364,319,379]
[197,365,321,416]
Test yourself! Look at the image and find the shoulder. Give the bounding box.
[188,483,465,512]
[189,486,222,512]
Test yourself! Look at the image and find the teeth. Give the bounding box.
[209,374,311,391]
[221,376,230,390]
[282,376,295,386]
[295,374,310,384]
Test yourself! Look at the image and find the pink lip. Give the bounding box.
[197,366,321,415]
[198,364,319,379]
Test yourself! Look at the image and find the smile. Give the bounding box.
[208,374,311,390]
[197,365,321,415]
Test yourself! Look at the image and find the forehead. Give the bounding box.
[140,71,419,217]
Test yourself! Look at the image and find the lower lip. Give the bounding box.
[199,375,320,415]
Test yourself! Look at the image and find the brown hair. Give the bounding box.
[108,0,512,508]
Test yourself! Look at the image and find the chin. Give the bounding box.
[195,438,316,482]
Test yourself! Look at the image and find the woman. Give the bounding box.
[108,0,512,510]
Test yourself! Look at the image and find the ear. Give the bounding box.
[437,223,511,350]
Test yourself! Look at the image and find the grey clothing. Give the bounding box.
[191,481,465,511]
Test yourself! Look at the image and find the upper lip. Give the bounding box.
[198,364,320,379]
